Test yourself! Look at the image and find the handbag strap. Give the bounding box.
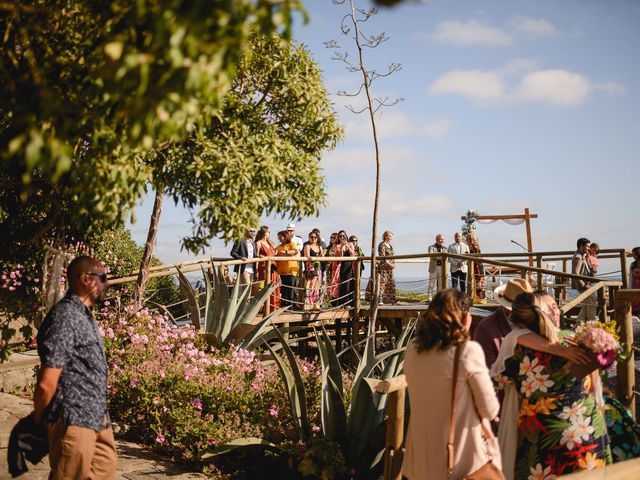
[447,343,463,478]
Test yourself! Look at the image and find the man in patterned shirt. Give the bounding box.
[33,256,117,479]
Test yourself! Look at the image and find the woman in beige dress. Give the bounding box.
[403,288,502,480]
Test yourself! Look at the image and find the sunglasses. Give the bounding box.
[349,238,357,242]
[85,272,108,283]
[309,235,318,239]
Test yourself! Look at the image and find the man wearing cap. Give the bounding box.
[286,223,304,252]
[230,229,257,285]
[473,278,533,369]
[571,237,596,321]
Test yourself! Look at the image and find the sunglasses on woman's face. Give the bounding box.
[350,238,357,242]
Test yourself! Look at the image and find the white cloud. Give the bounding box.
[433,20,513,46]
[426,16,558,48]
[512,69,591,106]
[597,82,628,96]
[383,194,454,215]
[428,70,505,103]
[498,58,539,77]
[344,111,453,142]
[509,17,557,37]
[428,63,627,107]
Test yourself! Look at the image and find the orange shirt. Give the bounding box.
[275,242,299,275]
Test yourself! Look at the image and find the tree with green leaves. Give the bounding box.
[135,32,343,295]
[0,2,343,356]
[0,0,306,256]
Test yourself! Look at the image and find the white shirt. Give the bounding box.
[245,240,255,274]
[448,241,470,272]
[291,235,303,252]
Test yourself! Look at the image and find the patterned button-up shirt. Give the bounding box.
[36,293,109,431]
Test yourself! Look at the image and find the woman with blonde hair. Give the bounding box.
[493,291,610,480]
[403,289,502,480]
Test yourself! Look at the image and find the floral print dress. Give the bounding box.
[497,345,611,479]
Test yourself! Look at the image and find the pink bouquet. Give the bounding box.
[574,322,619,369]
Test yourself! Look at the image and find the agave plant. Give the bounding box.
[267,321,416,476]
[177,263,286,348]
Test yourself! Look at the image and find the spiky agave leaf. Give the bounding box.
[177,267,201,330]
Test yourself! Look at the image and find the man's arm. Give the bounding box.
[472,321,497,369]
[33,366,62,424]
[571,256,587,290]
[230,242,246,261]
[517,333,591,364]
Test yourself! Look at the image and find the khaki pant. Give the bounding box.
[47,422,117,480]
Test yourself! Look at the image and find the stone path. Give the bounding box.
[0,393,207,479]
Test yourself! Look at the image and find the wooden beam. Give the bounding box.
[460,214,539,221]
[615,297,635,418]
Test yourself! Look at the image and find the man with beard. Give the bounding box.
[33,256,117,479]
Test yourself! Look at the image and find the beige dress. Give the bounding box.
[403,340,501,480]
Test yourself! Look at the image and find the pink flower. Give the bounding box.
[268,406,278,418]
[597,349,617,368]
[155,434,165,444]
[190,398,203,411]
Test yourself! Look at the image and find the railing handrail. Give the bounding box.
[108,249,630,286]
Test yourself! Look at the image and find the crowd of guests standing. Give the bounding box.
[230,224,399,310]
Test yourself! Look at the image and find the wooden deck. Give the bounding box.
[257,302,495,325]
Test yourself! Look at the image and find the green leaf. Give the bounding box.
[201,437,277,459]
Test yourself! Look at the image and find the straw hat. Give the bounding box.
[493,278,534,310]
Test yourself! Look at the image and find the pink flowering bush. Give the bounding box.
[99,303,347,477]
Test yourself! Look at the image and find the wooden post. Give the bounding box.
[524,207,534,267]
[536,255,543,290]
[597,288,608,323]
[608,285,617,312]
[383,388,406,480]
[440,253,448,292]
[265,259,272,315]
[469,259,476,303]
[615,296,635,418]
[352,257,362,346]
[620,249,629,289]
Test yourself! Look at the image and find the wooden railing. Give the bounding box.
[615,289,640,417]
[107,250,629,331]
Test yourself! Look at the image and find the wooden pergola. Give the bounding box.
[461,208,538,265]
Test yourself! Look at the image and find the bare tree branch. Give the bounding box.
[327,0,404,353]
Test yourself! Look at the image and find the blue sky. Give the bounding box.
[129,0,638,277]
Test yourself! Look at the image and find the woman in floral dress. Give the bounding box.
[365,231,397,304]
[303,231,323,310]
[494,291,610,479]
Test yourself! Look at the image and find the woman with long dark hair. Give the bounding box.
[254,225,280,310]
[328,230,355,307]
[403,289,502,480]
